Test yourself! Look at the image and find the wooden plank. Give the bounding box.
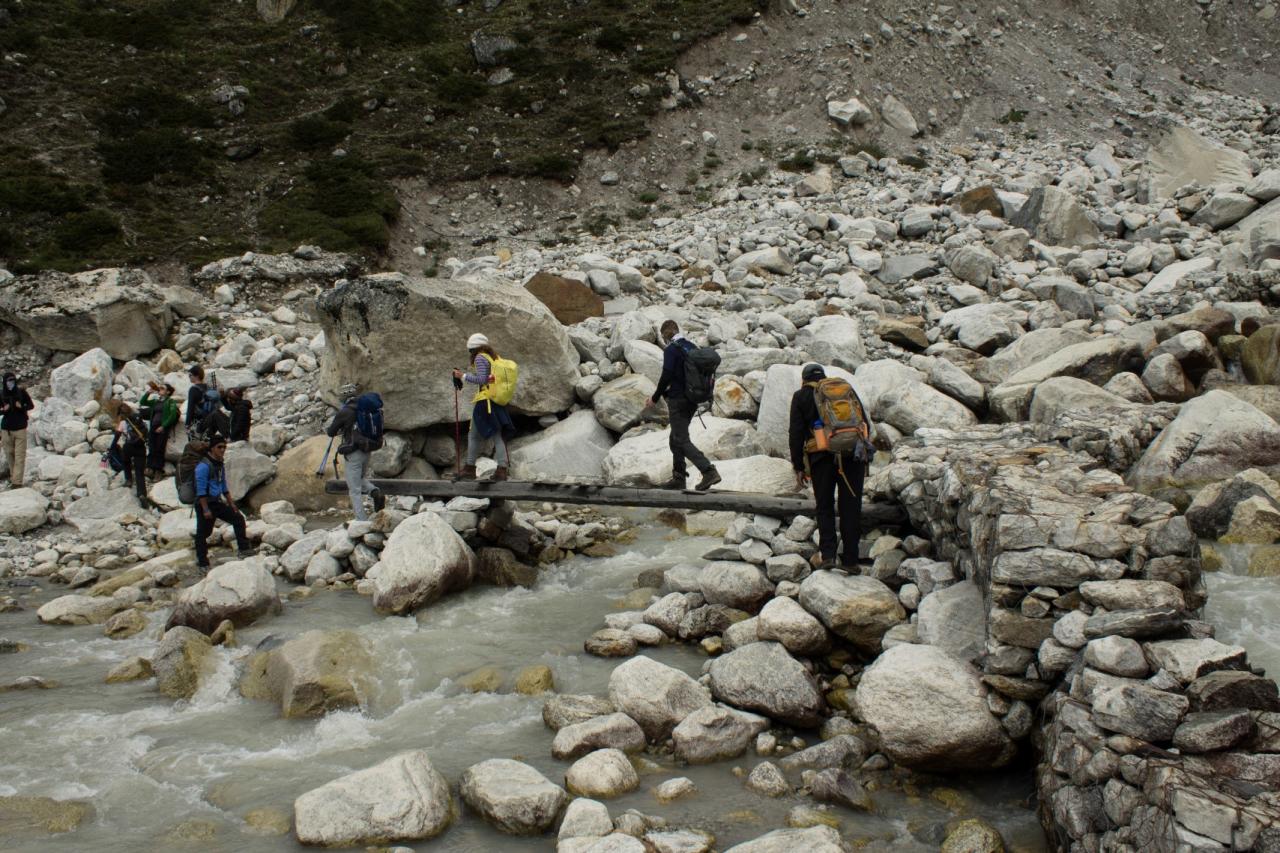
[324,478,906,525]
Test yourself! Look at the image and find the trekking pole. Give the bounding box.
[452,382,462,478]
[314,436,335,478]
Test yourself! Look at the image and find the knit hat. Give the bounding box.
[467,333,489,349]
[337,383,360,401]
[802,363,826,382]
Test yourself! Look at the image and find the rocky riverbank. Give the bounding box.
[2,66,1280,850]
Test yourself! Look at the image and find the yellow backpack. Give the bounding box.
[476,355,519,407]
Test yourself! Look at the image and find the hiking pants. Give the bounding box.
[667,398,710,480]
[809,452,865,567]
[123,442,147,501]
[343,449,376,521]
[465,424,508,467]
[195,499,250,569]
[1,428,27,486]
[147,426,169,472]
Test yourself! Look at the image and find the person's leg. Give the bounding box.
[465,422,482,466]
[147,429,164,473]
[667,400,692,483]
[809,454,839,565]
[0,430,12,483]
[130,448,147,500]
[194,510,214,568]
[676,402,712,475]
[212,501,252,553]
[13,429,26,485]
[836,457,866,568]
[345,450,369,520]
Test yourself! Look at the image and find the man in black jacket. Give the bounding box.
[789,364,867,571]
[644,319,721,492]
[325,384,384,521]
[0,373,34,487]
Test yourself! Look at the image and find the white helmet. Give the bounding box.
[467,333,489,349]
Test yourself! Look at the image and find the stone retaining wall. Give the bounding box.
[877,423,1280,851]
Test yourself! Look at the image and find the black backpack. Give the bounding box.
[682,342,720,405]
[175,441,208,505]
[353,392,385,452]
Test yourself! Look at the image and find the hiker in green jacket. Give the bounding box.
[140,381,180,480]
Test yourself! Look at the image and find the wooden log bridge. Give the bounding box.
[324,478,907,525]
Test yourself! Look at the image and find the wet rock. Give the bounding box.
[153,626,214,699]
[165,559,281,634]
[239,629,374,718]
[514,664,554,695]
[855,644,1013,771]
[460,758,566,835]
[318,273,577,429]
[723,825,846,852]
[744,761,789,797]
[105,656,153,683]
[565,749,639,798]
[368,512,476,615]
[103,608,148,639]
[778,735,869,772]
[941,818,1006,853]
[651,780,699,805]
[293,750,453,846]
[552,713,647,760]
[798,571,904,656]
[807,768,871,811]
[0,796,94,835]
[543,694,616,731]
[559,797,613,838]
[586,629,638,658]
[608,656,712,741]
[672,704,769,764]
[708,642,826,728]
[37,593,125,626]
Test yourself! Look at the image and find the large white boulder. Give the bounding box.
[63,489,141,534]
[1010,185,1101,247]
[1144,125,1253,200]
[915,581,985,663]
[508,410,614,483]
[37,593,126,625]
[1128,390,1280,492]
[593,374,657,434]
[707,642,826,728]
[50,348,115,407]
[0,487,49,534]
[855,644,1014,771]
[601,418,761,487]
[798,571,904,656]
[795,315,866,371]
[224,443,276,501]
[1029,376,1136,424]
[709,456,802,496]
[293,750,454,846]
[725,826,848,852]
[0,268,173,359]
[607,655,712,741]
[989,336,1144,421]
[754,363,859,458]
[460,759,566,835]
[367,511,476,615]
[239,629,375,718]
[317,273,579,430]
[165,558,281,634]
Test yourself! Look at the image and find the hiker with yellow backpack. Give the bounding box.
[451,333,518,481]
[789,364,876,572]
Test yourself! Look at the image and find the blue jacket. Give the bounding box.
[195,459,229,500]
[653,337,694,400]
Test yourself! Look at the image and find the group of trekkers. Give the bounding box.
[321,320,874,573]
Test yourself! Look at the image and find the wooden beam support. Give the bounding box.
[324,478,906,525]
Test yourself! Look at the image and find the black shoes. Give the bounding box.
[371,488,385,512]
[237,547,257,559]
[695,467,722,492]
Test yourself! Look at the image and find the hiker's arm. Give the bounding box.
[162,400,179,430]
[463,355,490,387]
[185,387,200,425]
[652,346,678,400]
[195,465,212,517]
[788,394,807,473]
[325,408,351,437]
[20,390,33,411]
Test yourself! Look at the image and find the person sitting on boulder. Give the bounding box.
[0,372,34,487]
[325,383,384,521]
[789,363,873,571]
[139,381,179,481]
[451,333,515,481]
[224,387,252,442]
[644,319,721,492]
[193,434,255,573]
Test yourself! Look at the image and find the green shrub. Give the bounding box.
[54,209,121,252]
[313,0,443,47]
[0,174,86,216]
[259,156,399,254]
[437,73,488,108]
[98,129,207,185]
[513,153,576,182]
[777,151,815,172]
[635,190,660,204]
[594,25,630,52]
[97,87,216,138]
[998,108,1028,124]
[289,116,351,151]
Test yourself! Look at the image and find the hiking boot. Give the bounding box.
[820,558,840,571]
[197,562,211,575]
[237,547,257,559]
[694,467,722,492]
[660,476,688,490]
[371,488,385,512]
[450,465,477,481]
[493,467,509,482]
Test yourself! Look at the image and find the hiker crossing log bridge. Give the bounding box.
[324,479,907,524]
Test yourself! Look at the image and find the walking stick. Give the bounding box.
[314,436,335,478]
[453,383,462,477]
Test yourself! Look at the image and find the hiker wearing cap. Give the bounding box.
[789,364,875,571]
[193,434,255,572]
[452,333,515,481]
[0,373,34,487]
[140,381,179,480]
[325,383,385,521]
[644,320,721,492]
[185,365,218,439]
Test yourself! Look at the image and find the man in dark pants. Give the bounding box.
[193,435,255,572]
[645,319,721,492]
[789,364,868,571]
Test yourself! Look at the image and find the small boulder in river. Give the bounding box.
[708,641,826,728]
[672,704,770,764]
[153,626,214,699]
[164,559,281,635]
[564,748,639,798]
[293,750,453,846]
[724,825,848,852]
[552,713,646,760]
[0,795,95,836]
[239,629,375,718]
[367,511,476,615]
[460,758,566,835]
[607,655,712,741]
[854,644,1014,771]
[37,594,125,626]
[798,571,905,656]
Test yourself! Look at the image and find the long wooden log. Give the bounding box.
[324,478,906,525]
